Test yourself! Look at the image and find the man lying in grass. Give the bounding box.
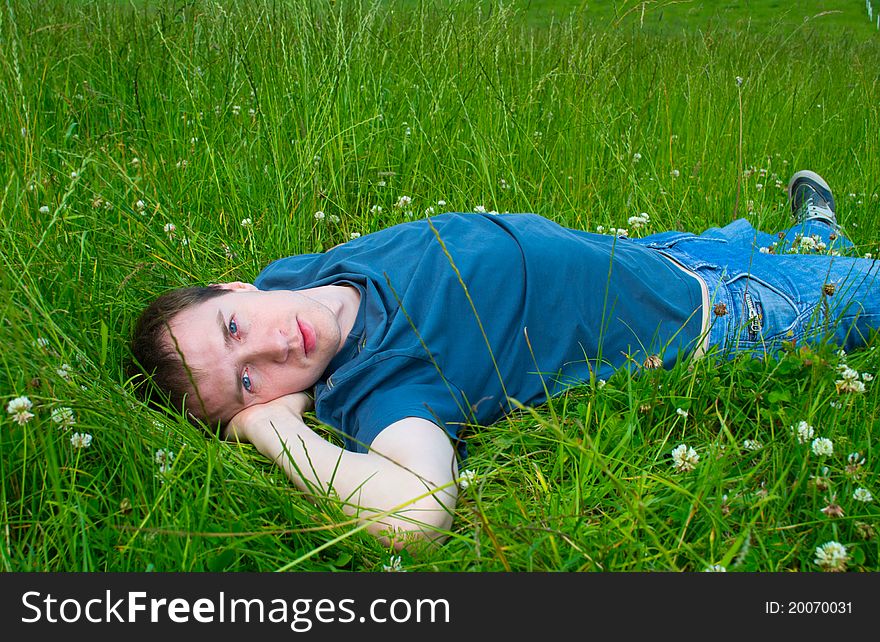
[129,170,880,549]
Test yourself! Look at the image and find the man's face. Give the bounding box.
[167,283,344,424]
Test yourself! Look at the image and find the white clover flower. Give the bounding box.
[628,213,650,229]
[853,488,873,502]
[130,157,140,166]
[7,396,33,415]
[814,541,848,572]
[155,448,174,474]
[836,377,866,394]
[329,214,340,224]
[349,232,361,240]
[743,439,762,452]
[314,211,325,221]
[395,195,412,209]
[180,236,189,246]
[759,246,770,254]
[499,178,509,189]
[473,205,487,214]
[793,235,817,252]
[596,225,606,234]
[735,76,744,86]
[792,421,815,444]
[382,555,406,572]
[377,180,386,187]
[811,437,834,457]
[163,223,176,235]
[837,365,860,381]
[6,396,35,425]
[671,169,680,178]
[135,200,145,212]
[671,444,699,472]
[861,372,873,382]
[848,452,865,466]
[51,407,76,428]
[424,206,435,216]
[70,171,78,179]
[596,379,606,388]
[703,564,726,572]
[437,200,447,206]
[459,469,477,490]
[39,205,50,214]
[240,218,252,227]
[70,432,93,449]
[370,205,383,214]
[232,105,241,116]
[675,407,688,418]
[56,363,72,380]
[248,108,255,117]
[632,152,642,162]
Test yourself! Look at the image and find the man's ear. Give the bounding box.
[211,281,258,292]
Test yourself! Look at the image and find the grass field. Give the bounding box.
[1,0,879,572]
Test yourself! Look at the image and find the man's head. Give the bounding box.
[129,282,347,427]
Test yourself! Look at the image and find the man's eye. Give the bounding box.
[241,368,253,392]
[229,319,238,335]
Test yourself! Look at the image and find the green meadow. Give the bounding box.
[1,0,879,571]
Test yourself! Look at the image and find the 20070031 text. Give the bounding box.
[765,601,852,614]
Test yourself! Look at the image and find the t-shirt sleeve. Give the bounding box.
[347,383,471,455]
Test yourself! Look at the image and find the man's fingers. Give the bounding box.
[222,422,249,443]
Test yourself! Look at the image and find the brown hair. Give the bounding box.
[128,285,228,426]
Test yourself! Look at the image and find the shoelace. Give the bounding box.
[802,197,835,222]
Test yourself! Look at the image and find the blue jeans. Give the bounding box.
[633,218,880,357]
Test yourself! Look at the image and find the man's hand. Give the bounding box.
[223,391,314,443]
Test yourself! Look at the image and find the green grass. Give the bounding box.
[1,0,879,571]
[403,0,880,35]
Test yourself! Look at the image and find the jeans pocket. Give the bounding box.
[724,273,800,343]
[639,234,728,271]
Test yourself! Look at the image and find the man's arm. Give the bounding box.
[226,393,458,549]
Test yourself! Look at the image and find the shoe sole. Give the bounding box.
[787,169,832,203]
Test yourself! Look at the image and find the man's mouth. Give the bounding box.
[297,319,316,356]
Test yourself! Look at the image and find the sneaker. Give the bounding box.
[788,170,837,227]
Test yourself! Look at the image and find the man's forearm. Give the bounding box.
[243,406,457,547]
[246,408,350,496]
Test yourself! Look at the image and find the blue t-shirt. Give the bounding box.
[254,213,703,453]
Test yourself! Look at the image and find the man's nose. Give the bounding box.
[250,329,289,363]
